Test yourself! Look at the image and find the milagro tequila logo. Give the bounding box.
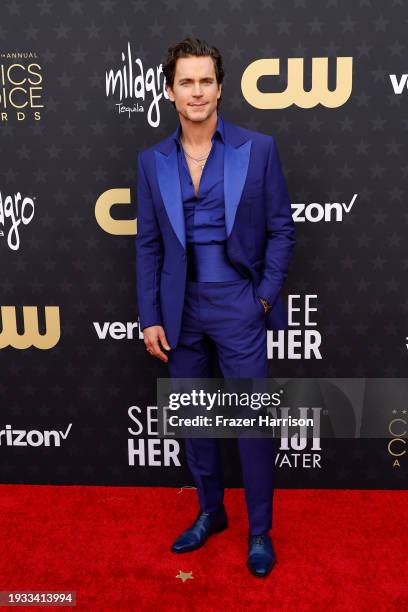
[0,191,35,250]
[105,42,168,127]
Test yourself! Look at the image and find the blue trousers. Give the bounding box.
[167,278,275,535]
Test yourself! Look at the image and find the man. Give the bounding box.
[136,37,295,577]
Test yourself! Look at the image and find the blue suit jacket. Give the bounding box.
[136,116,296,348]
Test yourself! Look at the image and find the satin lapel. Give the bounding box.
[154,148,186,250]
[224,139,252,237]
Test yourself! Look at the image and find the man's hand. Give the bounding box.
[259,297,271,314]
[143,325,171,363]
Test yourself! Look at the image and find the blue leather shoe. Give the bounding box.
[171,506,228,553]
[247,533,276,577]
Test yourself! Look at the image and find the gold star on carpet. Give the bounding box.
[176,570,194,582]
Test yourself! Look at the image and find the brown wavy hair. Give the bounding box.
[161,36,225,110]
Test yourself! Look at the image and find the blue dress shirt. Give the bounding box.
[173,113,227,245]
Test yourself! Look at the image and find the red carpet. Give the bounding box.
[0,485,407,611]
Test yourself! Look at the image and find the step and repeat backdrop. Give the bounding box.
[1,1,407,489]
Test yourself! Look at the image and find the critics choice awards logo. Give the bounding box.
[0,52,44,121]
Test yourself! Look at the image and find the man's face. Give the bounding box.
[166,55,222,123]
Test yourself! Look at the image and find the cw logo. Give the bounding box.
[241,57,353,109]
[95,188,136,235]
[0,306,60,349]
